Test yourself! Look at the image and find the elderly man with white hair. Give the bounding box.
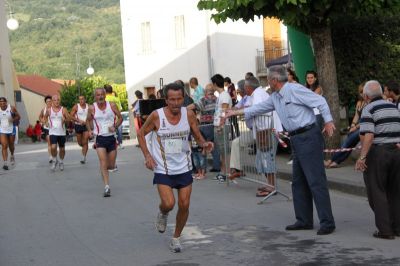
[355,80,400,240]
[224,65,336,235]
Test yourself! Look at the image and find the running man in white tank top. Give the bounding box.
[0,97,20,170]
[87,88,122,197]
[44,94,77,171]
[70,95,89,164]
[138,83,213,253]
[39,96,53,163]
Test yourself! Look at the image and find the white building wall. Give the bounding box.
[0,0,16,105]
[120,0,264,103]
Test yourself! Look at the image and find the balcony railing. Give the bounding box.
[256,48,289,75]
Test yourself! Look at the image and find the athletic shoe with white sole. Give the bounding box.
[10,155,15,165]
[51,160,58,171]
[169,237,182,253]
[155,212,168,233]
[59,162,64,171]
[108,165,118,172]
[104,187,111,197]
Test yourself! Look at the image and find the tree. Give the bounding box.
[198,0,400,146]
[60,76,128,111]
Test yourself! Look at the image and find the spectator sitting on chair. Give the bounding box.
[325,82,367,168]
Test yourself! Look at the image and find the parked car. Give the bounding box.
[121,111,130,138]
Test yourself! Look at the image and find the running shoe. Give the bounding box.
[49,158,53,164]
[59,162,64,171]
[80,156,86,164]
[169,238,182,253]
[3,165,9,170]
[216,174,226,183]
[104,187,111,197]
[155,212,168,233]
[108,165,118,173]
[10,155,15,165]
[51,160,58,171]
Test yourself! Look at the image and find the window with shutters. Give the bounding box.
[174,15,186,49]
[140,21,152,54]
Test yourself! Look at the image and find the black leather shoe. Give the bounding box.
[373,231,395,240]
[285,223,313,231]
[209,168,220,172]
[317,227,335,235]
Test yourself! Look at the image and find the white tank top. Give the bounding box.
[49,107,66,136]
[0,104,14,134]
[93,102,115,136]
[75,103,88,124]
[151,107,192,175]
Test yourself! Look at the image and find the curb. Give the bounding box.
[277,170,366,197]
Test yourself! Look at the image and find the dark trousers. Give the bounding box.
[331,129,360,164]
[291,126,335,229]
[200,124,220,170]
[364,144,400,235]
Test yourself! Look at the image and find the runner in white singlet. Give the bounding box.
[0,97,20,170]
[39,95,54,163]
[70,95,89,164]
[44,95,76,171]
[87,88,122,197]
[138,82,213,253]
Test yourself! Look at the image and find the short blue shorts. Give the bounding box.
[153,171,193,189]
[96,135,117,153]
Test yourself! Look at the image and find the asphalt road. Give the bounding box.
[0,140,398,266]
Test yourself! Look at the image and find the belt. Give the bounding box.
[200,122,213,125]
[288,124,315,137]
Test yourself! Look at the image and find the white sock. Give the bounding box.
[58,158,63,163]
[52,157,56,161]
[105,185,110,189]
[4,161,7,166]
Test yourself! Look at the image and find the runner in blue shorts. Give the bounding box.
[0,97,20,170]
[87,88,122,197]
[138,82,213,253]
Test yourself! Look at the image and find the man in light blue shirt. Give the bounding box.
[225,65,336,235]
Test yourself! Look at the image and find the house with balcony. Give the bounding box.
[120,0,288,102]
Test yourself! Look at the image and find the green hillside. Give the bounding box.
[8,0,125,83]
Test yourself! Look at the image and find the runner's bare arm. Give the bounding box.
[64,107,78,123]
[188,110,213,152]
[138,111,158,170]
[86,105,94,137]
[110,102,123,128]
[11,106,20,122]
[70,104,80,123]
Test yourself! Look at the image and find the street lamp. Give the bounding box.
[86,59,94,75]
[5,0,18,30]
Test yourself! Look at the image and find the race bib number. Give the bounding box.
[165,139,182,154]
[101,124,110,134]
[53,120,62,129]
[1,118,9,128]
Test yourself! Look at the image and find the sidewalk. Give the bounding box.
[276,154,366,197]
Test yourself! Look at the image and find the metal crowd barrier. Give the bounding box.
[234,114,290,204]
[195,114,290,204]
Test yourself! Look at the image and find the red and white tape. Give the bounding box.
[274,130,361,153]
